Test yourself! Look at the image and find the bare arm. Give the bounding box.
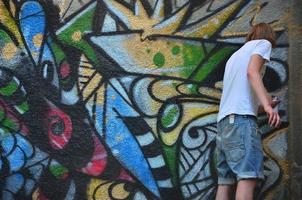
[247,55,280,127]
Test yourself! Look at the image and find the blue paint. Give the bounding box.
[15,134,33,158]
[104,84,160,197]
[1,133,15,156]
[94,104,104,136]
[2,191,14,200]
[19,1,46,64]
[24,179,36,195]
[7,146,25,172]
[1,133,34,172]
[5,173,24,193]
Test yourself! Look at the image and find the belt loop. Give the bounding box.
[229,114,235,124]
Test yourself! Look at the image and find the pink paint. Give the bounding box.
[46,108,72,150]
[60,62,71,79]
[118,168,135,182]
[79,135,108,176]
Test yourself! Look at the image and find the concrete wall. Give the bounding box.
[0,0,290,199]
[288,0,302,199]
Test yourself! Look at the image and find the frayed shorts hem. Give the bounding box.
[218,173,265,185]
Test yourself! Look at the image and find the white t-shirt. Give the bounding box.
[217,39,272,122]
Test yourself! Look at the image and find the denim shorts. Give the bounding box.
[215,114,264,185]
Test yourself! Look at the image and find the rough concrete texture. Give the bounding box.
[0,0,293,199]
[288,0,302,199]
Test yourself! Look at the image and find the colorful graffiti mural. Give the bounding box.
[0,0,289,199]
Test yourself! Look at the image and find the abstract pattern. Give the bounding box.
[0,0,289,199]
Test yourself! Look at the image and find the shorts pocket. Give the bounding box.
[227,147,245,162]
[223,125,244,148]
[223,124,246,163]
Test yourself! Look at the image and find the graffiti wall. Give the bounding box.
[0,0,289,199]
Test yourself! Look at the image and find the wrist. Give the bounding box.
[263,104,272,111]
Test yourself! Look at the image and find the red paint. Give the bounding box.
[60,62,71,79]
[118,168,134,182]
[46,108,72,150]
[36,189,50,200]
[78,135,108,176]
[0,99,29,136]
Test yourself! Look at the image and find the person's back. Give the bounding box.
[217,39,272,122]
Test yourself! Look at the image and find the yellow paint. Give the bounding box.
[0,2,23,45]
[1,42,17,60]
[263,128,290,199]
[160,102,219,146]
[135,0,149,19]
[32,189,39,200]
[9,0,16,17]
[87,179,111,200]
[32,51,38,58]
[33,34,43,48]
[78,55,104,102]
[221,2,285,37]
[58,0,68,17]
[177,84,196,94]
[215,81,223,90]
[177,0,244,38]
[123,35,184,73]
[152,80,182,101]
[150,80,221,144]
[102,0,188,40]
[82,73,102,101]
[96,85,105,106]
[111,183,130,199]
[72,31,82,42]
[87,179,130,200]
[198,87,221,100]
[144,4,189,39]
[151,0,164,19]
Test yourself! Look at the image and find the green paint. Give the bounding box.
[49,42,65,63]
[191,47,237,82]
[204,43,215,53]
[0,110,4,121]
[56,3,98,65]
[183,44,204,66]
[153,52,165,68]
[172,46,180,55]
[2,117,18,131]
[0,30,12,45]
[172,82,178,89]
[0,80,18,96]
[161,105,179,128]
[162,145,177,185]
[50,165,68,178]
[182,43,205,78]
[16,102,29,113]
[186,84,199,95]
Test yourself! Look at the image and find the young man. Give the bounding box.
[215,23,281,200]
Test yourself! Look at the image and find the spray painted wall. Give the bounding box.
[0,0,289,199]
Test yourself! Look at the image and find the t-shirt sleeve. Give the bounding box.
[251,40,272,61]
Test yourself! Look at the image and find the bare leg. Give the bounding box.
[216,185,235,200]
[235,179,257,200]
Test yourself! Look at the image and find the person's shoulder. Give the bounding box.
[250,39,272,47]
